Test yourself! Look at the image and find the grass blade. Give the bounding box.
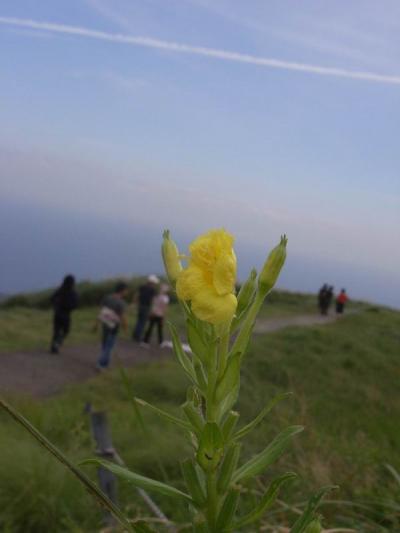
[0,397,135,532]
[290,485,338,533]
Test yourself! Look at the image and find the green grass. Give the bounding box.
[0,304,187,352]
[0,286,362,352]
[1,303,399,531]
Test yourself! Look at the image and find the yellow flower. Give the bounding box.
[176,229,237,324]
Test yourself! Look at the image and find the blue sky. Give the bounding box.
[0,1,399,306]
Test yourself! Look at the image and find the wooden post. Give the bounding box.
[89,410,119,527]
[87,405,176,531]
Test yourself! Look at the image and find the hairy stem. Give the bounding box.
[206,344,218,422]
[206,470,218,531]
[217,324,230,380]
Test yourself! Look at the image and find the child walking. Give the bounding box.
[141,284,170,347]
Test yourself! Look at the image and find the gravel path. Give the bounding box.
[0,313,340,398]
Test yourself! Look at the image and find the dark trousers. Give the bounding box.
[143,316,164,344]
[133,305,151,341]
[51,313,70,352]
[336,302,344,314]
[98,325,118,368]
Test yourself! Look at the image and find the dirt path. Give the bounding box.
[254,313,338,333]
[0,313,340,398]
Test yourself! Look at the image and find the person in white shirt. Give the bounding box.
[141,284,170,346]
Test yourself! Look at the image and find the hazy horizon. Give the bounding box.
[1,195,399,309]
[1,1,399,308]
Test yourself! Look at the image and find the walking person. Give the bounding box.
[336,288,349,314]
[325,286,334,314]
[132,275,159,342]
[318,284,328,315]
[141,284,170,347]
[50,274,78,354]
[97,282,128,370]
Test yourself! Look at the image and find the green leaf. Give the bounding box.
[215,487,240,532]
[193,359,208,394]
[234,392,292,440]
[168,322,197,383]
[217,443,241,494]
[182,401,204,435]
[187,319,208,364]
[196,422,224,471]
[221,411,240,442]
[234,472,297,528]
[215,352,241,420]
[181,459,206,507]
[230,292,265,359]
[135,398,191,431]
[186,386,203,409]
[233,425,304,482]
[0,398,134,532]
[290,485,337,533]
[231,269,258,333]
[82,459,192,502]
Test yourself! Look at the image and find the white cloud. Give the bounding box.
[1,16,400,85]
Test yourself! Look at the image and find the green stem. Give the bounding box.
[203,328,225,530]
[206,470,218,531]
[206,357,217,422]
[217,324,230,380]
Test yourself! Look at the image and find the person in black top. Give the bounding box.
[132,275,159,341]
[50,274,78,354]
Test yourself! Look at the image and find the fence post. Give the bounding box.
[86,405,176,531]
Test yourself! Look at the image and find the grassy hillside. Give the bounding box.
[1,302,399,531]
[0,277,361,352]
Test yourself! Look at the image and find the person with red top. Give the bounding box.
[336,289,349,314]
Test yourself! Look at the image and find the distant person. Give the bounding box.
[141,284,170,347]
[132,275,159,342]
[50,274,78,354]
[318,284,328,315]
[336,289,349,314]
[96,282,128,370]
[326,286,334,314]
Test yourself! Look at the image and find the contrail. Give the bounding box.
[1,15,400,86]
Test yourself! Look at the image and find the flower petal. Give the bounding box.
[191,288,237,325]
[176,265,208,301]
[213,250,237,296]
[189,229,234,272]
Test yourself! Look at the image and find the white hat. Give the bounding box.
[148,274,160,284]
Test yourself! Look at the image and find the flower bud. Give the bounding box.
[236,268,257,316]
[258,235,288,295]
[161,230,182,284]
